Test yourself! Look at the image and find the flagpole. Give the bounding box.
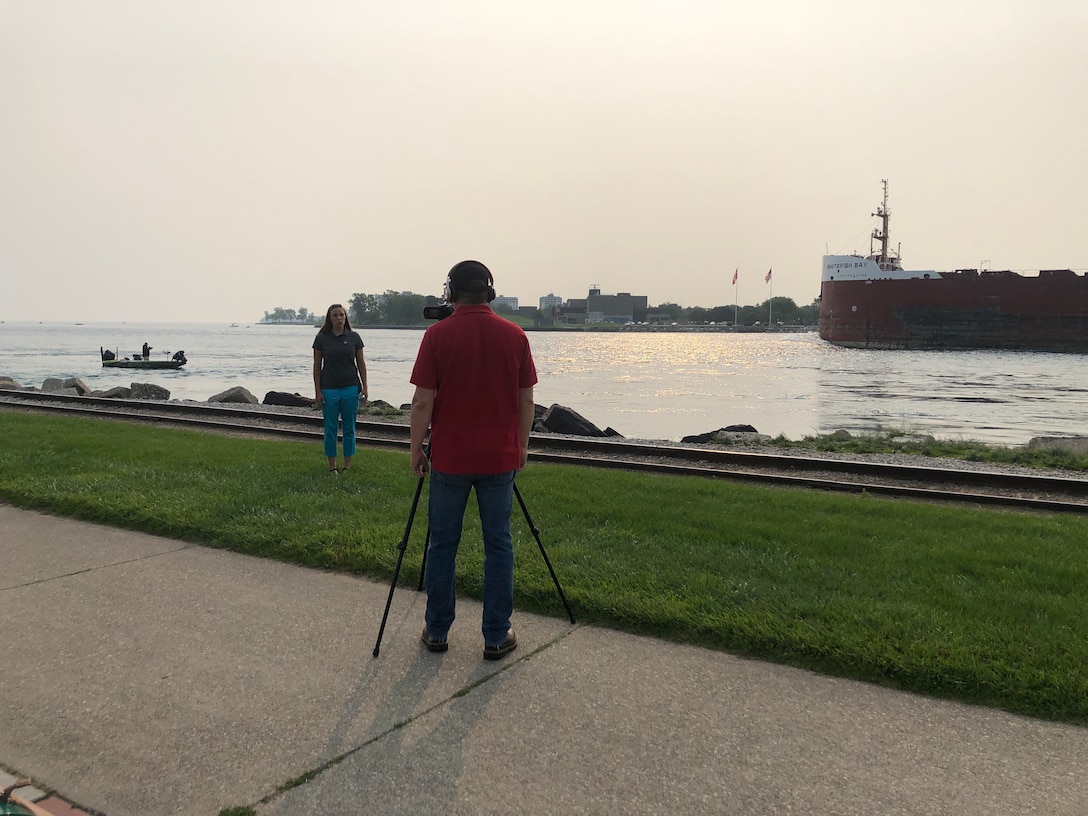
[766,267,773,328]
[733,268,739,327]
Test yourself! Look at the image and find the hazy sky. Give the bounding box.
[2,1,1085,323]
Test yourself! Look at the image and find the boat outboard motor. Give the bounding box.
[173,350,187,363]
[102,349,116,361]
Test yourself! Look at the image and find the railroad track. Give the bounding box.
[3,389,1088,515]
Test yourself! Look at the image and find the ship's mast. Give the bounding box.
[871,179,891,265]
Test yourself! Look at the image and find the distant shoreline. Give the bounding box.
[257,323,817,334]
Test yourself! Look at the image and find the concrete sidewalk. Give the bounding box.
[3,503,1088,816]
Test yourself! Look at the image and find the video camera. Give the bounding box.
[423,304,454,321]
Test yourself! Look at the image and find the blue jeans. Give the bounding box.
[320,386,360,458]
[424,469,516,646]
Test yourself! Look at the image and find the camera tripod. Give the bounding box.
[372,473,576,657]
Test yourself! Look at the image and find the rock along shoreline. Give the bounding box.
[4,373,1088,459]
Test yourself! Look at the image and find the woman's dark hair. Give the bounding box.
[318,303,353,334]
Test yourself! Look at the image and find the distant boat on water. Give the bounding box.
[100,346,188,369]
[819,180,1088,352]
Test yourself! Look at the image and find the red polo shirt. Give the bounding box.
[410,305,538,474]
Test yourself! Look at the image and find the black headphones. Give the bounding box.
[445,260,496,303]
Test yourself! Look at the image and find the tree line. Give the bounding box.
[347,291,442,326]
[262,306,316,323]
[264,291,819,327]
[644,298,818,326]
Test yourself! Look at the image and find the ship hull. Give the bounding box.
[819,263,1088,352]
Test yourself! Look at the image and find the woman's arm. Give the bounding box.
[356,347,368,403]
[313,348,324,405]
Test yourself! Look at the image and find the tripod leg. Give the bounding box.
[415,442,433,593]
[513,481,575,624]
[373,475,426,657]
[416,526,430,592]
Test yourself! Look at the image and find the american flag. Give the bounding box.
[731,268,738,286]
[765,268,773,283]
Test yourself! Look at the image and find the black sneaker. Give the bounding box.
[483,629,518,661]
[421,627,448,653]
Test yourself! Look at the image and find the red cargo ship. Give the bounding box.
[819,181,1088,351]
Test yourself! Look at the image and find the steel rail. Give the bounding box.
[541,455,1088,515]
[3,390,1087,514]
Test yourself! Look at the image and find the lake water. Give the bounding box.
[2,321,1087,446]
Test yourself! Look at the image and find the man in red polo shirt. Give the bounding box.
[409,260,537,660]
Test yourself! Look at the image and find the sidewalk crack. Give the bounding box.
[255,624,581,810]
[1,545,195,591]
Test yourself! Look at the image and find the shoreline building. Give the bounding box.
[492,295,519,313]
[586,287,648,325]
[548,287,649,326]
[539,292,563,316]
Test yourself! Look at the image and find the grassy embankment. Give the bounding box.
[2,411,1087,724]
[767,431,1088,472]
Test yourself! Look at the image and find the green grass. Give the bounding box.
[3,412,1088,724]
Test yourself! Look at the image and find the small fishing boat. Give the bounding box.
[100,347,188,369]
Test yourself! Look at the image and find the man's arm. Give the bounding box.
[410,385,435,476]
[518,386,534,470]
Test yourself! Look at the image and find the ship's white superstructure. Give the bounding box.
[821,254,935,282]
